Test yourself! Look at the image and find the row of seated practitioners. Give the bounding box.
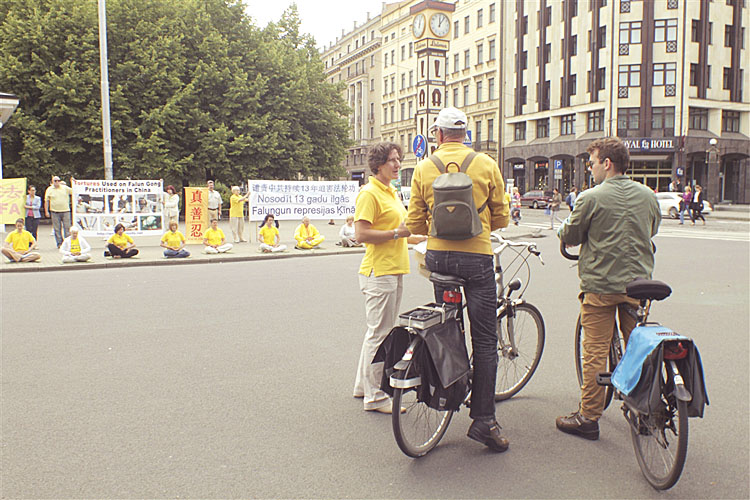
[2,218,92,263]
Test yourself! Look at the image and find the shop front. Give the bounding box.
[621,137,676,192]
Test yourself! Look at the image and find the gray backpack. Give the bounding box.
[429,151,486,240]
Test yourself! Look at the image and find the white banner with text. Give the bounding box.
[247,180,358,221]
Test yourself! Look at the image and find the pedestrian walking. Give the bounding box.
[679,186,692,224]
[690,185,706,226]
[549,188,563,229]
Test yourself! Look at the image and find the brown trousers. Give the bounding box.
[579,292,639,420]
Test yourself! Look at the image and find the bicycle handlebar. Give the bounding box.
[491,231,544,265]
[560,240,580,261]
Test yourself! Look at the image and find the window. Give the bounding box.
[537,118,549,138]
[409,42,413,57]
[688,107,708,130]
[383,77,388,94]
[544,43,551,63]
[401,73,406,90]
[617,108,640,135]
[370,79,374,92]
[464,49,471,69]
[587,110,604,132]
[477,9,484,28]
[370,102,374,118]
[690,63,700,86]
[453,53,459,72]
[521,15,528,35]
[725,25,734,47]
[723,67,733,90]
[489,3,496,23]
[476,121,482,143]
[464,16,470,34]
[391,50,395,65]
[371,55,375,67]
[560,114,576,135]
[652,107,675,134]
[391,76,395,93]
[620,21,642,44]
[383,106,387,123]
[454,21,460,39]
[544,5,552,27]
[400,103,405,121]
[570,34,578,56]
[488,119,494,142]
[463,85,470,106]
[722,110,740,132]
[619,64,641,86]
[598,26,607,48]
[514,122,526,141]
[477,43,484,64]
[390,105,395,124]
[654,19,678,42]
[520,85,527,105]
[384,53,388,66]
[408,100,413,119]
[453,87,459,107]
[489,39,496,60]
[401,45,405,61]
[477,81,483,102]
[488,77,495,99]
[691,20,702,43]
[407,134,412,152]
[708,22,713,45]
[570,74,577,95]
[409,70,414,87]
[653,62,676,86]
[596,67,606,90]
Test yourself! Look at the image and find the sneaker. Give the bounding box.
[467,419,509,452]
[103,250,111,257]
[555,411,599,440]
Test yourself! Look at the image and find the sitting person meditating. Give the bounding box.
[60,227,92,263]
[105,223,139,258]
[160,221,190,258]
[294,216,325,249]
[203,219,233,254]
[2,218,41,263]
[258,214,287,253]
[339,215,361,247]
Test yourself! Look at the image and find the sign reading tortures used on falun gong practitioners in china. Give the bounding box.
[0,178,26,224]
[71,179,164,236]
[247,180,358,221]
[184,187,208,244]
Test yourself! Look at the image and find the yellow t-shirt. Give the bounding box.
[259,225,279,245]
[161,230,185,248]
[69,238,81,254]
[5,230,35,252]
[355,177,409,277]
[45,185,72,212]
[108,232,134,249]
[203,227,225,246]
[229,194,246,217]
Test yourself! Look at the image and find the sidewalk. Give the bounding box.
[1,218,542,273]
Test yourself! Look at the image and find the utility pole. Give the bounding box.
[98,0,114,180]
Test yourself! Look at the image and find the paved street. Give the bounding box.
[1,212,748,498]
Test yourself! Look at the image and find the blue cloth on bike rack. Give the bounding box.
[612,325,709,417]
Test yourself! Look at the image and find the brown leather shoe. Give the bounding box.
[467,419,509,452]
[555,411,599,440]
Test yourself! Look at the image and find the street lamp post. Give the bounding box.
[707,138,720,206]
[98,0,114,180]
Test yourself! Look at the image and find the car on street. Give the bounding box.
[656,192,712,219]
[520,190,553,209]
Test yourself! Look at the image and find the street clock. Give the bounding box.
[413,13,426,38]
[429,12,450,37]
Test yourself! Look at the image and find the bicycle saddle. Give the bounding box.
[626,278,672,301]
[429,272,466,288]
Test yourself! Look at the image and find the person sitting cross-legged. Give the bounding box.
[2,218,41,263]
[258,214,287,253]
[105,223,139,258]
[203,219,233,254]
[60,227,92,263]
[294,216,325,249]
[160,221,190,258]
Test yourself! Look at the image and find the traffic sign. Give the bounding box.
[412,134,427,158]
[463,130,472,147]
[554,159,563,180]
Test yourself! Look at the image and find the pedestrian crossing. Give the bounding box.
[514,221,749,242]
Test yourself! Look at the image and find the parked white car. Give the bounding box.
[656,192,712,219]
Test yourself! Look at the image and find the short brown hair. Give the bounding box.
[367,142,402,175]
[587,137,630,174]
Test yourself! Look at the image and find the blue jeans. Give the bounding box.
[164,248,190,258]
[51,211,71,247]
[425,250,497,421]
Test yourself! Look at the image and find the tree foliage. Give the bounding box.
[0,0,350,190]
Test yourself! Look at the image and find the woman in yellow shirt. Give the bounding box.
[105,223,138,258]
[258,214,287,253]
[229,186,249,243]
[160,221,190,258]
[352,142,426,414]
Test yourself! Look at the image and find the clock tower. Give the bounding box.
[410,1,454,154]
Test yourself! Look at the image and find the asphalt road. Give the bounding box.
[1,217,748,499]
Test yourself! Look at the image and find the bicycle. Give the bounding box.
[561,242,706,490]
[390,232,545,457]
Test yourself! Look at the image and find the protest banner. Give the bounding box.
[184,187,208,244]
[247,180,358,221]
[0,178,26,224]
[71,179,164,236]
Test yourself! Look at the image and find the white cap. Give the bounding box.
[429,107,468,131]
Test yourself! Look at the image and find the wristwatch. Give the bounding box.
[393,229,399,239]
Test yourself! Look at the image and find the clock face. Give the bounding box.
[413,13,426,38]
[430,13,450,37]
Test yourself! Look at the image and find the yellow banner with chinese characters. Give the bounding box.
[184,187,208,244]
[0,178,27,224]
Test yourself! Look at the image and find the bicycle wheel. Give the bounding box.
[392,351,454,458]
[630,366,689,490]
[574,317,616,410]
[495,302,545,401]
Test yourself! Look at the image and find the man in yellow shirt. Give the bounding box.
[406,107,510,452]
[294,216,325,249]
[2,218,41,262]
[203,219,233,253]
[45,176,74,247]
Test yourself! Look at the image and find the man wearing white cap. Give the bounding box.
[406,107,510,452]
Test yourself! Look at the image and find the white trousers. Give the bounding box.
[259,243,287,252]
[354,273,403,410]
[62,253,91,263]
[204,243,233,253]
[230,216,245,242]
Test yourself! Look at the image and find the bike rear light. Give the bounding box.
[443,290,462,303]
[664,341,688,360]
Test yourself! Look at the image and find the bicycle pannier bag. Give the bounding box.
[429,152,486,240]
